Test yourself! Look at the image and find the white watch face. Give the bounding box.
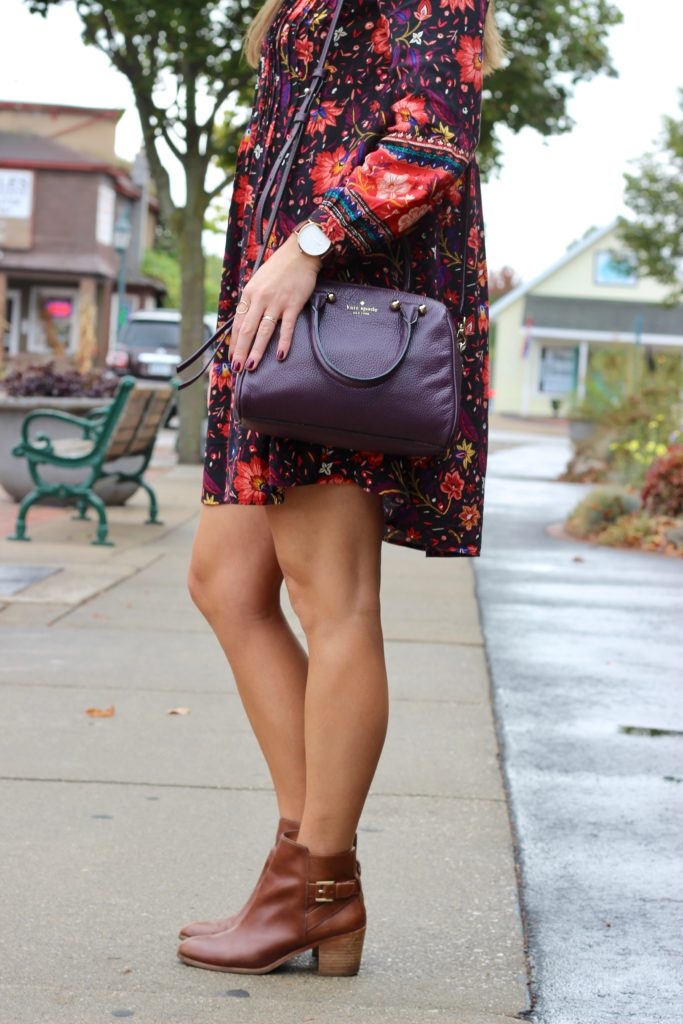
[299,222,332,257]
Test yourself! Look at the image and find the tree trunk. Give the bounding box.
[176,182,208,465]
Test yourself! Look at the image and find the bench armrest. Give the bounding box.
[14,408,103,458]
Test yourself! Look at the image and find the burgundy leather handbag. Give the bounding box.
[179,0,473,457]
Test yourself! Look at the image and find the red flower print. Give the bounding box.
[440,471,464,500]
[210,361,232,392]
[309,100,344,134]
[237,132,253,155]
[415,1,432,21]
[232,177,253,211]
[392,94,429,132]
[467,224,481,250]
[295,36,314,64]
[456,36,483,90]
[371,15,391,57]
[358,450,384,468]
[482,353,490,395]
[234,458,269,505]
[311,210,346,244]
[318,473,351,486]
[441,0,474,12]
[311,146,350,193]
[445,178,465,206]
[459,505,481,529]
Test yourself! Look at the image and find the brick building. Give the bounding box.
[0,101,163,366]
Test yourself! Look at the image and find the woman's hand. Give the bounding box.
[229,235,322,372]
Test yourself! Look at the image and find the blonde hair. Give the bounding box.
[245,0,504,73]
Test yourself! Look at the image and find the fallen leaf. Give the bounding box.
[167,706,191,715]
[85,705,116,718]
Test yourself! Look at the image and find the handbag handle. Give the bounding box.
[309,290,421,385]
[178,0,475,387]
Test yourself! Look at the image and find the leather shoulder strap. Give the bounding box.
[253,0,347,269]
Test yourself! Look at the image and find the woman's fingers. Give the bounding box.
[239,315,280,371]
[277,310,299,360]
[227,235,321,370]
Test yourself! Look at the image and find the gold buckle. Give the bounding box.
[314,880,335,903]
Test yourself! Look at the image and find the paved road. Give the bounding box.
[477,431,683,1024]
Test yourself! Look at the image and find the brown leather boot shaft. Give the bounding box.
[177,831,366,974]
[178,816,300,940]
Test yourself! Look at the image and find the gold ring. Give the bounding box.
[236,299,250,315]
[261,314,278,324]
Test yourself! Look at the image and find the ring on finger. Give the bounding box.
[236,299,250,315]
[261,313,278,324]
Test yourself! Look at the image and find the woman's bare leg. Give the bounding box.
[188,504,307,821]
[265,483,388,855]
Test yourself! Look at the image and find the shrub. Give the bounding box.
[642,445,683,517]
[567,347,683,487]
[1,362,118,399]
[566,488,641,538]
[598,512,658,549]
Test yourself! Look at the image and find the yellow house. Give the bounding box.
[490,222,683,416]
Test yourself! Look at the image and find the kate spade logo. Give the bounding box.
[345,300,379,316]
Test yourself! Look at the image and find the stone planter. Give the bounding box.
[0,395,139,505]
[568,418,598,445]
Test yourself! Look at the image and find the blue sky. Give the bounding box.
[2,0,682,281]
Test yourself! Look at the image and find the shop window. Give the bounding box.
[29,288,78,355]
[538,346,578,395]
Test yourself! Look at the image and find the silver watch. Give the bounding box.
[295,220,333,259]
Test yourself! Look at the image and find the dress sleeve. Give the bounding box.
[307,0,487,259]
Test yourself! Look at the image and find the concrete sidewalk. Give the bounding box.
[0,453,530,1023]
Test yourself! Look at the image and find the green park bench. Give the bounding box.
[8,376,177,546]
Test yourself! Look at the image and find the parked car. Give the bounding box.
[107,309,217,380]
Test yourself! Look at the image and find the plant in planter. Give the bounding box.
[1,361,118,399]
[0,361,134,505]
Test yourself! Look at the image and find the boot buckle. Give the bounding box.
[314,880,336,903]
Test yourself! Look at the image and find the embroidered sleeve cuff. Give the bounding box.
[308,189,393,261]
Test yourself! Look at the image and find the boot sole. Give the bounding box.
[177,926,365,976]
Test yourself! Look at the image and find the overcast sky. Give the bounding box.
[2,0,682,281]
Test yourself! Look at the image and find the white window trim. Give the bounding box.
[527,325,683,349]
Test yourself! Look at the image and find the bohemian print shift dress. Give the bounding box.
[203,0,490,557]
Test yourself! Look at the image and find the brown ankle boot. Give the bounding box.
[177,831,366,976]
[178,817,300,940]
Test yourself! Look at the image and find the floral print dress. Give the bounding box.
[204,0,490,557]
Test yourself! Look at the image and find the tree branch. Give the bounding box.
[207,173,235,202]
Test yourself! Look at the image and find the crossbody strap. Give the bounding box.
[178,0,476,386]
[252,0,347,268]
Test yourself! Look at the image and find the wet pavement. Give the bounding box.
[477,431,683,1024]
